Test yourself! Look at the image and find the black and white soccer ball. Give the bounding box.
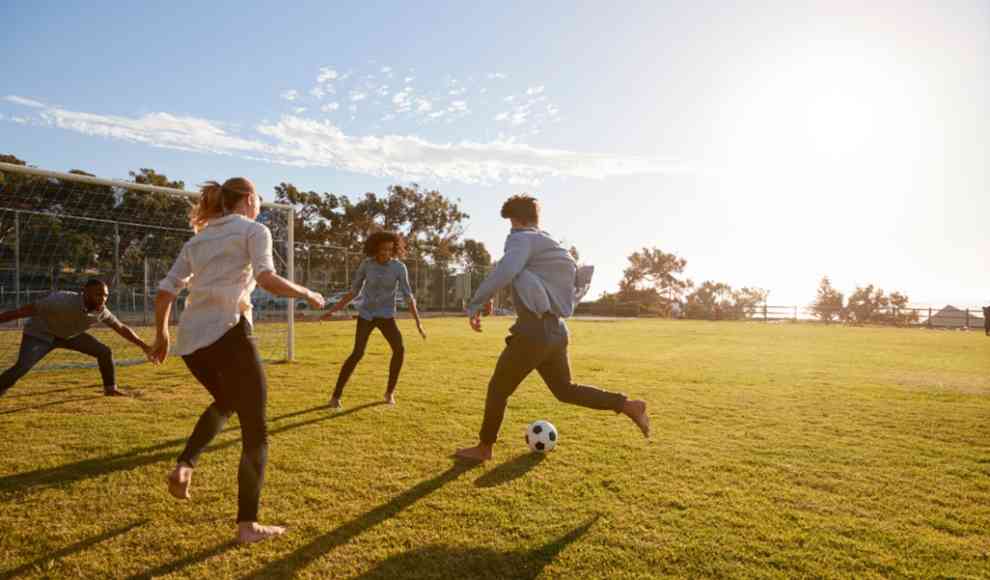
[525,420,558,453]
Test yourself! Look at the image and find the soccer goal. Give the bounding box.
[0,162,296,371]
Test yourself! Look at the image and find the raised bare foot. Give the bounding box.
[384,392,396,405]
[328,397,342,410]
[167,463,193,500]
[454,444,494,462]
[622,399,651,438]
[237,522,286,545]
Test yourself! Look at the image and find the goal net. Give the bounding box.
[0,162,295,372]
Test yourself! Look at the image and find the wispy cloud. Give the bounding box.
[350,91,367,102]
[487,72,507,80]
[5,95,46,108]
[317,67,339,83]
[321,102,340,113]
[280,89,299,102]
[3,95,687,185]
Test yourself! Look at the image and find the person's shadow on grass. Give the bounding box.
[241,459,482,579]
[123,540,240,580]
[0,402,384,496]
[0,394,103,416]
[474,453,546,488]
[0,520,147,580]
[354,515,600,580]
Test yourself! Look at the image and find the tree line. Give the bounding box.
[590,247,768,320]
[590,246,917,324]
[809,277,917,325]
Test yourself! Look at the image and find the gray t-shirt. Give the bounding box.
[23,291,120,343]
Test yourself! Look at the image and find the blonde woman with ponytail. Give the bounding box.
[151,177,325,544]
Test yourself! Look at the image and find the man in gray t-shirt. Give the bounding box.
[0,279,153,397]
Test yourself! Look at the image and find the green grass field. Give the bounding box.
[0,318,988,579]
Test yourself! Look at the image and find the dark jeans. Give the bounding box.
[0,332,116,397]
[178,318,268,523]
[332,317,405,399]
[479,324,627,445]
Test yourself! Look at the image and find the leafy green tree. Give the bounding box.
[811,276,845,323]
[616,247,690,315]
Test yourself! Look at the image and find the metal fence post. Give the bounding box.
[14,212,20,326]
[143,257,149,325]
[113,222,121,309]
[287,208,295,362]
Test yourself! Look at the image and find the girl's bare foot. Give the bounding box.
[455,444,494,462]
[167,463,193,500]
[328,397,342,410]
[237,522,286,545]
[385,392,396,405]
[622,399,651,438]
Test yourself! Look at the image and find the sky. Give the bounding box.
[1,1,987,307]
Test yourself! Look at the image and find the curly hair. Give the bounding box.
[363,231,407,258]
[500,194,540,224]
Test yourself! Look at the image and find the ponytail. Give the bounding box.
[189,177,256,231]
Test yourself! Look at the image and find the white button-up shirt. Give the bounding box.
[158,214,276,356]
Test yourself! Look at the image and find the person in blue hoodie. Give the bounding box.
[455,195,650,462]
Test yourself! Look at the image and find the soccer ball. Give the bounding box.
[525,420,558,453]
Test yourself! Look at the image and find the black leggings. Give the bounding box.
[332,317,405,399]
[177,318,268,523]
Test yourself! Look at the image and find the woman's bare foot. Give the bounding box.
[622,399,651,438]
[384,392,396,405]
[455,444,494,462]
[167,463,193,500]
[328,397,342,410]
[237,522,286,545]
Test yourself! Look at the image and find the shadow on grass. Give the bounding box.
[355,515,600,579]
[0,402,384,496]
[124,540,239,580]
[0,395,103,416]
[1,384,97,399]
[0,519,147,580]
[242,460,482,578]
[474,453,546,488]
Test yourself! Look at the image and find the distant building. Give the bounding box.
[927,305,985,329]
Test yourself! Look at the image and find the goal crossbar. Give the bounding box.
[0,162,292,210]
